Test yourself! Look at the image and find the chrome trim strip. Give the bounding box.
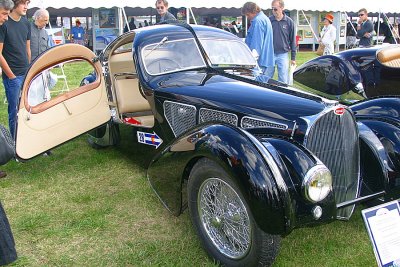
[336,191,386,209]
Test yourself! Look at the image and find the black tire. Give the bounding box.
[87,121,120,149]
[0,202,17,265]
[188,158,281,267]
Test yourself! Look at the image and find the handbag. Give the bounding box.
[316,30,327,56]
[316,43,325,56]
[0,124,15,165]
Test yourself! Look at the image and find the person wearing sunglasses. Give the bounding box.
[155,0,176,24]
[356,8,374,47]
[267,0,296,84]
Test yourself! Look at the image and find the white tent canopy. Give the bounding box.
[29,0,400,13]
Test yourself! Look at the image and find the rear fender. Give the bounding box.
[147,123,289,235]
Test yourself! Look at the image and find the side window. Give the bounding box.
[324,61,349,96]
[295,58,349,97]
[27,59,95,107]
[294,58,333,93]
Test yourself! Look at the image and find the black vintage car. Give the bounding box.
[293,45,400,104]
[15,24,400,266]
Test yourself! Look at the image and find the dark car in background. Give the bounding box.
[293,45,400,104]
[14,24,400,266]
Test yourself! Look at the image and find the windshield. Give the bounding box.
[199,38,257,67]
[142,37,206,75]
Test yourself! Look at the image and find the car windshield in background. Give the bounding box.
[199,38,256,67]
[142,38,206,75]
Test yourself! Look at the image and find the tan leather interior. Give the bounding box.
[109,51,154,128]
[377,46,400,68]
[109,52,135,74]
[114,76,150,113]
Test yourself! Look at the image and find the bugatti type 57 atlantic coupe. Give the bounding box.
[15,24,400,266]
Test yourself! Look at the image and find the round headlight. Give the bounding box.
[303,165,332,203]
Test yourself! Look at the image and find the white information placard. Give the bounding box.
[362,200,400,267]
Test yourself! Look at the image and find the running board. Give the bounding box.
[336,191,386,209]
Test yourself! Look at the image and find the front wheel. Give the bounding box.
[188,158,281,267]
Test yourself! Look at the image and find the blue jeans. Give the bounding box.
[256,66,274,83]
[266,52,289,84]
[3,75,24,138]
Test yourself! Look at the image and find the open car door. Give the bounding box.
[15,44,110,160]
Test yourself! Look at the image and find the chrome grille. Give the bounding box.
[304,108,360,220]
[164,101,196,137]
[199,108,238,126]
[241,116,288,130]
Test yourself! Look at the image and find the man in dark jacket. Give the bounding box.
[356,8,374,47]
[30,8,49,61]
[155,0,176,24]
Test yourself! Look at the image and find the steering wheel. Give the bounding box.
[147,58,182,74]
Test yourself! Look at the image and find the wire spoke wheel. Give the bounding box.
[188,158,281,266]
[198,178,251,259]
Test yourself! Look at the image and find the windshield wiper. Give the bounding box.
[145,37,168,58]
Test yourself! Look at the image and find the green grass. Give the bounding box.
[0,52,376,266]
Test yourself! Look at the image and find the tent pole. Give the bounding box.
[377,11,381,45]
[343,11,357,50]
[300,10,318,41]
[189,7,197,24]
[344,11,357,36]
[121,7,129,31]
[381,11,399,44]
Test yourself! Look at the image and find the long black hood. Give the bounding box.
[149,71,331,122]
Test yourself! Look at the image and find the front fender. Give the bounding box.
[350,97,400,125]
[147,123,289,235]
[358,121,400,200]
[262,138,336,227]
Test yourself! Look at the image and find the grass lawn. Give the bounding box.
[0,51,377,266]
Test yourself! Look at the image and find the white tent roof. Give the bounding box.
[29,0,400,13]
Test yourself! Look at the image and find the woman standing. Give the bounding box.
[319,14,336,55]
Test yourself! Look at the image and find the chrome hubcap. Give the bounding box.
[198,178,251,259]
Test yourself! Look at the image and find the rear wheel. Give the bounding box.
[87,121,120,149]
[188,158,280,267]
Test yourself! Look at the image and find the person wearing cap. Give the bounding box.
[71,19,85,45]
[356,8,374,47]
[319,13,336,55]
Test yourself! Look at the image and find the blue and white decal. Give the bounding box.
[137,131,163,149]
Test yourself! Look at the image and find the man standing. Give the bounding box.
[0,1,19,265]
[241,2,274,82]
[30,8,48,61]
[71,19,85,45]
[0,0,13,180]
[267,0,296,84]
[357,8,374,47]
[155,0,176,24]
[0,0,31,140]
